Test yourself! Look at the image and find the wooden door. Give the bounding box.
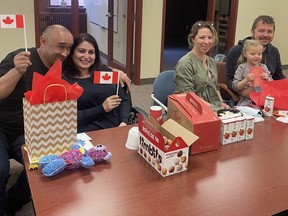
[207,0,239,54]
[107,0,134,80]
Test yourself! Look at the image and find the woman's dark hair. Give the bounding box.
[63,33,102,78]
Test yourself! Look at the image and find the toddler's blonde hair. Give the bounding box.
[237,39,263,65]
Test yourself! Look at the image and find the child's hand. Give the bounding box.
[245,73,254,82]
[260,73,270,81]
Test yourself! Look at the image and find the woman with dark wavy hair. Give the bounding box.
[63,33,130,132]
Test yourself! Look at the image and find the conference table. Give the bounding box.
[23,117,288,216]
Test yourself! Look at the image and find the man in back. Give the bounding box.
[226,15,286,93]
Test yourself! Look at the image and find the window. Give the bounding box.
[50,0,84,7]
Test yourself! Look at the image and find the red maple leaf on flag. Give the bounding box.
[102,73,111,81]
[2,16,14,25]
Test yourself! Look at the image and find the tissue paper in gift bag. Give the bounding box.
[23,60,82,163]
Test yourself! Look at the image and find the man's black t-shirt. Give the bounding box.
[0,48,48,136]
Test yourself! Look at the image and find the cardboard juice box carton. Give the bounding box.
[236,116,246,141]
[230,118,238,143]
[263,96,274,117]
[137,115,198,177]
[245,116,255,140]
[167,92,221,155]
[220,118,232,145]
[219,110,244,144]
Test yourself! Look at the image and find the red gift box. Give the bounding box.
[167,92,221,155]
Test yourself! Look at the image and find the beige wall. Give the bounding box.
[0,0,35,60]
[236,0,288,65]
[1,1,287,77]
[140,0,163,79]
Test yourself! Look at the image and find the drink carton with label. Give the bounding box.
[245,116,255,140]
[220,118,233,145]
[236,116,246,142]
[263,96,274,117]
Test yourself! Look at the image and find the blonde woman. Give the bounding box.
[174,21,229,110]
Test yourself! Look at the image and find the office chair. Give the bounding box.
[216,62,240,106]
[151,70,176,112]
[214,54,226,62]
[122,85,148,125]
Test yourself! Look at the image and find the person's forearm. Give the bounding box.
[216,90,224,102]
[238,87,252,98]
[112,69,131,93]
[0,68,23,100]
[77,106,105,125]
[118,101,130,125]
[236,78,250,91]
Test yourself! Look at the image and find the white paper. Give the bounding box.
[276,117,288,124]
[235,106,262,117]
[77,133,92,141]
[77,133,94,149]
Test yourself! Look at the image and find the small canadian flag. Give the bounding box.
[94,71,119,84]
[0,14,24,28]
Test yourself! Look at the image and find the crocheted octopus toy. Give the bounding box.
[38,143,112,177]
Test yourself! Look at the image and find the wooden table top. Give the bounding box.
[23,118,288,216]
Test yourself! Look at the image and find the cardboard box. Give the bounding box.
[245,116,255,140]
[137,115,198,177]
[236,116,246,142]
[230,118,238,143]
[167,92,221,155]
[263,96,274,117]
[220,114,254,144]
[220,118,233,145]
[219,112,245,145]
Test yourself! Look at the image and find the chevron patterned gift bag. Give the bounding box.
[23,98,77,163]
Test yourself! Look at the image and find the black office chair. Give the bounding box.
[151,70,176,112]
[122,85,148,125]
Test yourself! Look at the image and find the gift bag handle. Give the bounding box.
[43,84,68,103]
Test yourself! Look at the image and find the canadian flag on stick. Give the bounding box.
[94,71,120,95]
[94,71,119,84]
[0,14,24,28]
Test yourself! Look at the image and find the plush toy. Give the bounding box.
[38,143,112,177]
